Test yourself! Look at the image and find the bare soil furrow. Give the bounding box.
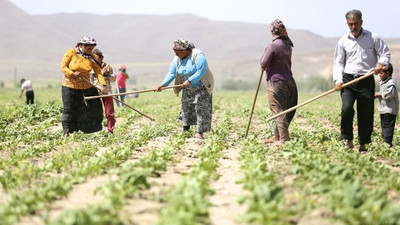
[16,174,116,225]
[119,136,205,225]
[15,129,169,225]
[209,135,246,225]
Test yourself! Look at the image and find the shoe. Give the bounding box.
[345,140,354,149]
[264,136,279,144]
[358,147,368,154]
[194,133,204,139]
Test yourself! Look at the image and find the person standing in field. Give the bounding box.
[375,63,398,147]
[19,78,34,104]
[260,19,298,145]
[156,38,214,139]
[115,64,129,106]
[91,48,116,134]
[60,35,107,137]
[333,9,390,153]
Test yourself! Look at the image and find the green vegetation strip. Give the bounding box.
[46,130,188,225]
[0,108,142,191]
[236,136,291,225]
[157,111,231,225]
[0,123,172,225]
[297,111,400,190]
[283,123,400,225]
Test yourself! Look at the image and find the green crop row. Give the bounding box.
[282,122,400,225]
[47,130,188,225]
[157,111,231,225]
[0,122,173,225]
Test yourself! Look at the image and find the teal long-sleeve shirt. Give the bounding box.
[162,52,207,87]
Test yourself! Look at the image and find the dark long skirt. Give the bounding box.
[179,86,212,133]
[61,86,103,135]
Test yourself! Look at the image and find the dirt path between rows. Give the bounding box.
[263,116,342,225]
[118,109,223,224]
[15,128,168,225]
[209,132,246,225]
[119,136,206,225]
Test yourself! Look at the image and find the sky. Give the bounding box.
[7,0,400,38]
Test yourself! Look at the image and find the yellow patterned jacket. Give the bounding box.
[61,48,106,89]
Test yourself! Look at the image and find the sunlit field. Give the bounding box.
[1,84,400,225]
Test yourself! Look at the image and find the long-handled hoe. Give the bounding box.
[264,70,376,122]
[245,69,377,138]
[245,69,264,138]
[80,76,155,122]
[83,84,184,100]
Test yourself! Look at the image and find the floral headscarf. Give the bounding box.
[270,19,294,47]
[78,35,97,45]
[75,35,100,67]
[172,38,195,50]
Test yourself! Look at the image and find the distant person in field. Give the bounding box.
[333,9,390,153]
[115,64,129,106]
[19,78,34,104]
[60,35,107,137]
[131,87,139,98]
[260,19,298,145]
[375,63,398,147]
[156,38,214,139]
[91,48,116,134]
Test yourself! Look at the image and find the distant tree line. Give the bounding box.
[221,79,257,91]
[296,76,333,92]
[221,76,333,93]
[222,76,400,94]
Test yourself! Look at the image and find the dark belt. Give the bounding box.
[344,73,363,79]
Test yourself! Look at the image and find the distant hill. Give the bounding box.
[1,0,399,88]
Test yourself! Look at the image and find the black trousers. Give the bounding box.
[340,73,375,145]
[26,90,34,104]
[380,113,397,147]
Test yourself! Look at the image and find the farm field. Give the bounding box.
[1,86,400,225]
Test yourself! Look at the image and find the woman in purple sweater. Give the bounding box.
[260,19,298,145]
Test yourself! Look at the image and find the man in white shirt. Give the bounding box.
[333,9,390,153]
[19,78,34,104]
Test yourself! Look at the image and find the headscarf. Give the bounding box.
[75,35,101,67]
[78,35,97,45]
[270,19,294,47]
[172,38,195,50]
[92,48,103,59]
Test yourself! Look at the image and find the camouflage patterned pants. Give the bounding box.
[179,86,213,133]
